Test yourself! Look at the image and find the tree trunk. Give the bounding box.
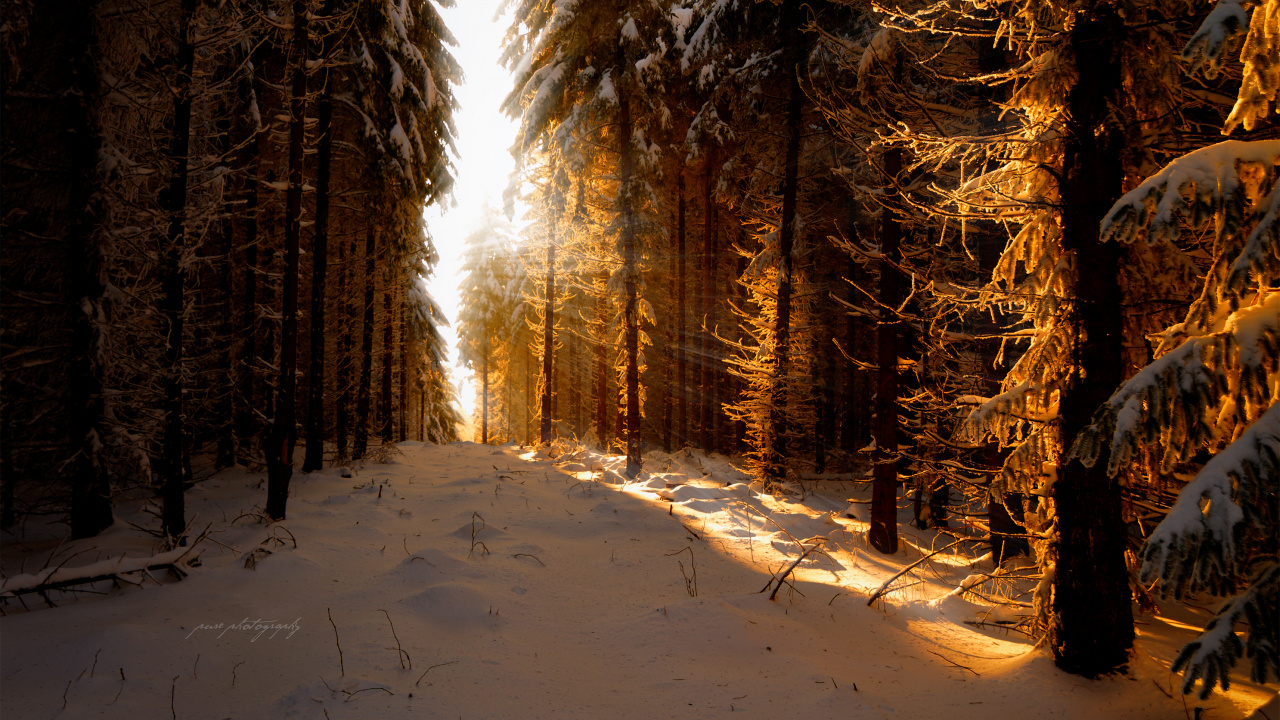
[236,106,263,465]
[595,271,609,448]
[482,342,490,444]
[160,0,198,537]
[353,226,375,459]
[765,47,805,483]
[335,235,353,462]
[302,17,335,473]
[381,278,394,444]
[540,243,556,444]
[699,154,718,453]
[870,147,903,555]
[398,300,407,442]
[676,169,688,449]
[61,0,113,538]
[1051,5,1133,677]
[618,92,642,476]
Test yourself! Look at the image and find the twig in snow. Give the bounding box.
[415,660,459,686]
[90,648,101,676]
[379,609,411,669]
[927,649,979,675]
[344,686,392,702]
[468,512,490,558]
[513,553,545,566]
[232,661,245,687]
[170,675,178,719]
[112,668,124,703]
[327,608,344,677]
[866,538,968,606]
[760,540,828,600]
[62,679,72,709]
[193,653,199,679]
[665,547,698,597]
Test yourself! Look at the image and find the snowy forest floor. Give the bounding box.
[1,442,1276,719]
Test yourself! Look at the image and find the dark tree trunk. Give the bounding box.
[765,46,805,483]
[398,301,407,442]
[1051,6,1133,677]
[540,243,556,444]
[160,0,199,538]
[353,227,376,459]
[699,154,718,453]
[618,92,642,476]
[55,0,114,538]
[264,1,308,520]
[676,169,688,448]
[335,236,353,462]
[481,343,490,444]
[381,282,394,444]
[302,20,335,473]
[236,113,263,464]
[595,271,609,448]
[869,147,903,555]
[525,342,533,444]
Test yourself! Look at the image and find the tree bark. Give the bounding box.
[699,154,718,454]
[1051,5,1133,677]
[482,342,490,444]
[540,243,556,444]
[595,270,609,448]
[676,169,688,449]
[354,227,376,460]
[618,92,642,477]
[160,0,199,537]
[61,0,113,538]
[302,13,335,472]
[335,235,353,462]
[236,102,263,465]
[398,300,407,442]
[869,147,903,555]
[381,278,394,444]
[765,42,805,483]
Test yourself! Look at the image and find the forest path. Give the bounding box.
[0,442,1270,719]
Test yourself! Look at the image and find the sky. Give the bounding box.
[424,0,520,427]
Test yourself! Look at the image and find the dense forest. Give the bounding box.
[2,0,1277,704]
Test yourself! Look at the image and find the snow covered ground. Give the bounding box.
[2,441,1275,719]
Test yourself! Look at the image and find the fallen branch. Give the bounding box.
[760,539,828,601]
[1,546,198,602]
[927,649,979,676]
[327,608,344,677]
[866,538,967,606]
[379,609,411,669]
[415,660,459,686]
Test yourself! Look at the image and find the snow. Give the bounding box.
[1,442,1274,719]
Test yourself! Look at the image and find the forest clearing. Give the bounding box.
[2,0,1278,716]
[1,441,1274,719]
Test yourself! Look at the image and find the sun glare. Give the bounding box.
[424,0,521,426]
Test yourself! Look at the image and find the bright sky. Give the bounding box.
[424,0,519,426]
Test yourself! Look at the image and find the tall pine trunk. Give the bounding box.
[540,243,556,444]
[482,345,490,444]
[160,0,198,538]
[1051,5,1132,676]
[398,301,407,442]
[65,0,113,538]
[236,107,263,465]
[302,16,335,472]
[353,227,376,458]
[618,92,642,476]
[676,169,688,449]
[699,154,718,453]
[765,43,805,483]
[595,271,609,448]
[869,147,903,555]
[264,1,308,520]
[380,278,394,444]
[335,236,354,462]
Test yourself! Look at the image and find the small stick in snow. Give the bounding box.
[193,653,199,679]
[760,540,827,600]
[665,547,698,597]
[90,648,101,676]
[415,660,459,686]
[327,608,345,677]
[513,553,545,567]
[170,675,178,719]
[927,649,978,675]
[469,512,490,558]
[379,609,411,669]
[231,661,245,687]
[62,679,71,709]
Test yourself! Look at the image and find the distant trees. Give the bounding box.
[1,0,461,535]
